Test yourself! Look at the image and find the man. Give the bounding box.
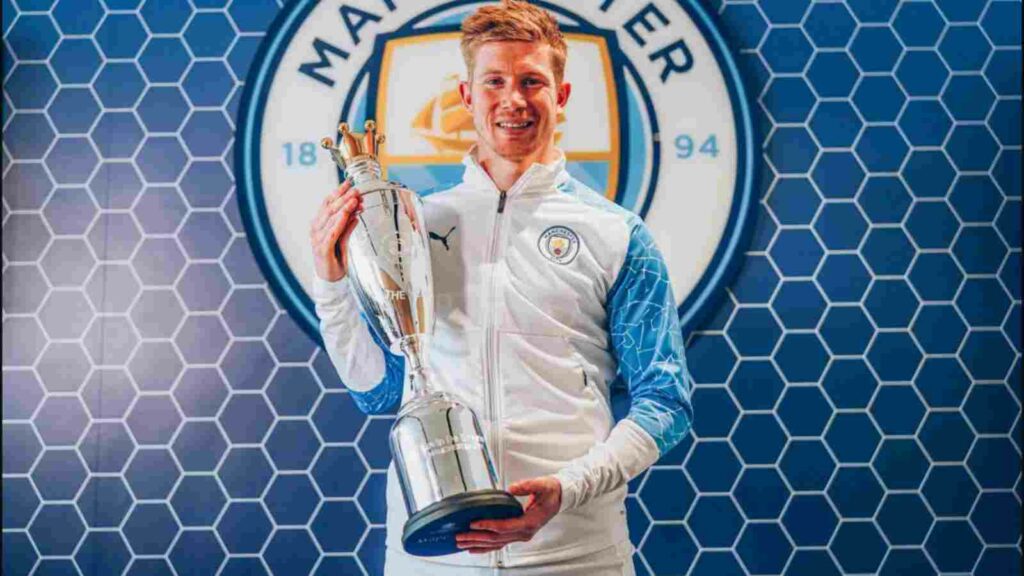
[310,2,692,574]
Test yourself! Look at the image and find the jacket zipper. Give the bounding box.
[483,189,507,568]
[481,167,536,568]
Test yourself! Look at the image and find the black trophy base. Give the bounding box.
[402,490,524,557]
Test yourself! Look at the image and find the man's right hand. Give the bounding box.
[310,179,362,282]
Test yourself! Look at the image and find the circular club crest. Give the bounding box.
[539,226,580,265]
[237,0,755,340]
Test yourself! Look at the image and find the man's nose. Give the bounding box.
[500,86,527,108]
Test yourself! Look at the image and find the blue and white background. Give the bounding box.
[2,1,1021,575]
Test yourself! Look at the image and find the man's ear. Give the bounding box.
[557,81,571,110]
[459,80,472,110]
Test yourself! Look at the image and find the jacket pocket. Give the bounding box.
[570,347,616,432]
[497,331,615,473]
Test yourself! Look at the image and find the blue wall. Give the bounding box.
[2,1,1020,575]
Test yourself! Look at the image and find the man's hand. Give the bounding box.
[455,476,562,554]
[310,179,362,282]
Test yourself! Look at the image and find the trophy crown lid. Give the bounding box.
[322,120,386,168]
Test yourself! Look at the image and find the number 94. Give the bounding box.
[675,134,719,159]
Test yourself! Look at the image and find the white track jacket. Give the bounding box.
[314,153,693,568]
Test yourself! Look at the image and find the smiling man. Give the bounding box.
[310,2,692,574]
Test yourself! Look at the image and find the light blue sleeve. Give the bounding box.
[607,222,694,456]
[346,311,406,415]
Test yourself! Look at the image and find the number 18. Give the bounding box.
[283,142,317,166]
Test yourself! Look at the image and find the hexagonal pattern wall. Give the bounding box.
[2,1,1020,575]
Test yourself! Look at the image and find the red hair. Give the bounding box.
[460,0,568,82]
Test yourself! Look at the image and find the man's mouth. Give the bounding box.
[496,120,534,129]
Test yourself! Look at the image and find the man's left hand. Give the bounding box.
[455,476,562,554]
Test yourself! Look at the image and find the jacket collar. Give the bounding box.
[461,146,572,196]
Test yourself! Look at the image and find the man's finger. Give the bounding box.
[315,207,348,254]
[315,190,360,229]
[318,197,358,237]
[456,530,527,546]
[320,181,347,210]
[507,479,547,496]
[337,214,359,260]
[470,515,532,534]
[331,179,354,200]
[313,206,339,238]
[335,186,361,208]
[323,211,354,256]
[313,204,332,231]
[316,181,359,222]
[320,200,364,265]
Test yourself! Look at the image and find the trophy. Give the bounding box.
[321,121,522,557]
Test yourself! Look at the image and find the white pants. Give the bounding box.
[384,541,637,576]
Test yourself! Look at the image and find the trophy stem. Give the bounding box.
[401,339,429,397]
[407,370,427,399]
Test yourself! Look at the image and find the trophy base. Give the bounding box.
[402,490,524,557]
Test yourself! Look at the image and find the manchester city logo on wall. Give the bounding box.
[236,0,755,340]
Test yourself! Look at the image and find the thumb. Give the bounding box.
[509,477,558,497]
[507,479,543,496]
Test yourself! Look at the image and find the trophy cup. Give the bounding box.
[321,121,522,557]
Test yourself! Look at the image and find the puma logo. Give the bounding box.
[429,226,456,251]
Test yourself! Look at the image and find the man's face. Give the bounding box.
[460,41,571,162]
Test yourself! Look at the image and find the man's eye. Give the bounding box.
[484,78,503,87]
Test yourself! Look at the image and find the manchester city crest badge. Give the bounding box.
[539,226,580,265]
[236,0,755,338]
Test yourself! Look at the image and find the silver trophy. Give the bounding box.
[321,121,522,557]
